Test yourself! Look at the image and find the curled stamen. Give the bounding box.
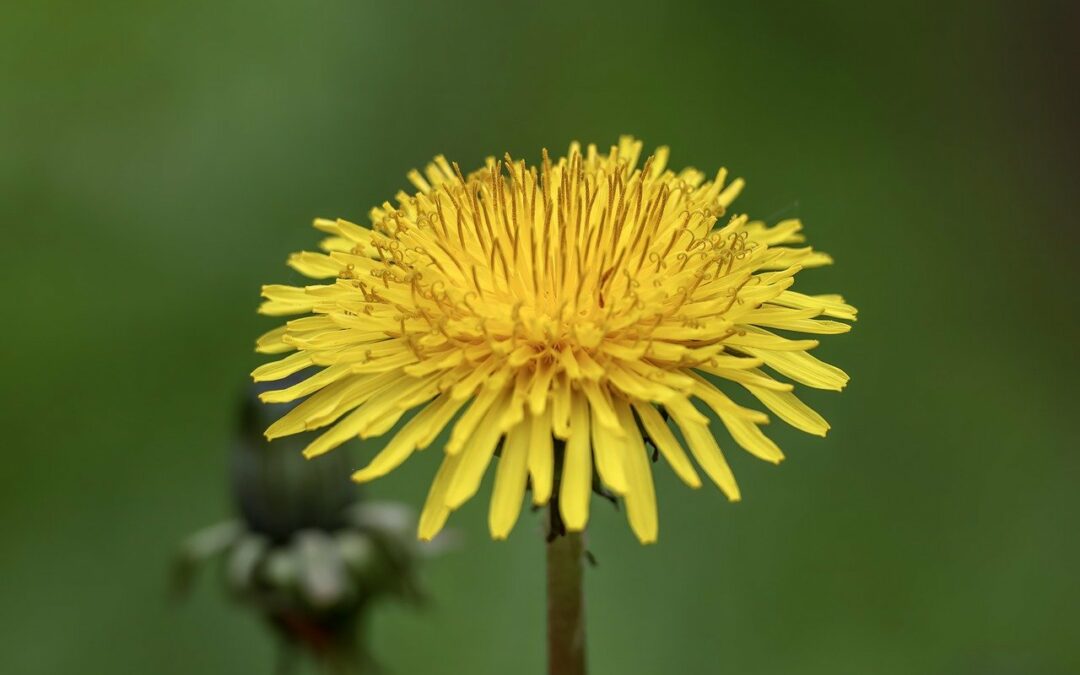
[462,291,480,312]
[686,238,709,253]
[648,251,667,273]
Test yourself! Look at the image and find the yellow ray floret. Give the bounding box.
[254,136,855,543]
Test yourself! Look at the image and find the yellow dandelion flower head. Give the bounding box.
[253,136,856,544]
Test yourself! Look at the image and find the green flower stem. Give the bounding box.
[545,512,587,675]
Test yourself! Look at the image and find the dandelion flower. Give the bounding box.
[253,136,855,544]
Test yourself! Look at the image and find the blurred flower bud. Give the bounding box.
[174,378,446,673]
[232,374,357,540]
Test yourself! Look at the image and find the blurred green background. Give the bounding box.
[3,1,1078,673]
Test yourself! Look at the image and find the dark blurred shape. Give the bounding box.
[232,373,358,541]
[174,379,446,674]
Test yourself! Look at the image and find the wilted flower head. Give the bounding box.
[254,136,855,543]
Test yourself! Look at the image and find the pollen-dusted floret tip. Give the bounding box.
[253,136,855,544]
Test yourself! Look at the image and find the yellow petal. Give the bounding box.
[740,218,805,245]
[701,367,794,392]
[488,421,530,539]
[415,395,468,449]
[688,373,769,424]
[615,400,658,543]
[751,312,852,335]
[632,402,701,488]
[528,408,555,505]
[351,394,457,483]
[259,364,352,404]
[302,374,438,457]
[258,284,316,316]
[418,453,462,541]
[716,412,784,464]
[606,361,678,402]
[722,331,819,352]
[590,403,628,494]
[551,374,573,440]
[446,384,504,455]
[743,384,830,437]
[527,359,555,415]
[580,379,623,434]
[716,177,744,207]
[287,251,343,279]
[445,390,511,509]
[251,351,313,382]
[559,391,592,531]
[263,375,378,439]
[745,347,849,391]
[669,404,740,501]
[255,326,293,355]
